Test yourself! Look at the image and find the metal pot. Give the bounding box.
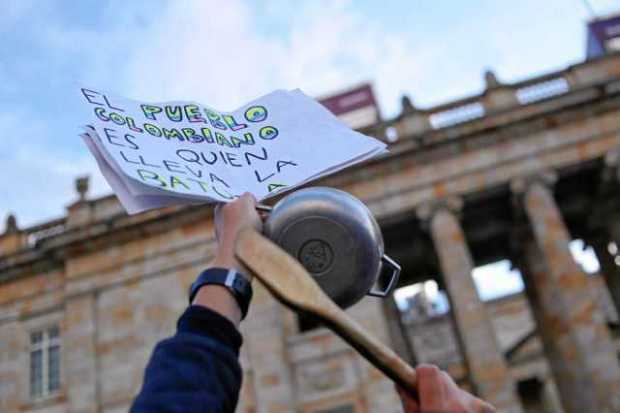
[261,187,400,309]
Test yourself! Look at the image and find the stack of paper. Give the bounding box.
[78,87,386,214]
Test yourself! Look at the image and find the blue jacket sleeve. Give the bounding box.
[130,305,243,413]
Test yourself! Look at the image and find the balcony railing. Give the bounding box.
[24,218,67,247]
[387,52,620,140]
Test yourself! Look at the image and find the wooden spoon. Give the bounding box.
[235,228,418,396]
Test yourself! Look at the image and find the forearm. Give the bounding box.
[192,285,242,326]
[192,236,252,327]
[132,194,259,412]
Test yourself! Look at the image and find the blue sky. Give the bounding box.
[2,0,619,228]
[1,0,617,298]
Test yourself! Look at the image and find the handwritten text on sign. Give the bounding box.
[79,87,386,207]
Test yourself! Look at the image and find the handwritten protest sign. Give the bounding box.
[78,87,386,214]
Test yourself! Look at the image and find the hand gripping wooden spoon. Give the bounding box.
[235,228,418,397]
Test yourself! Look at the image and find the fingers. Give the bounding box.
[237,192,257,209]
[215,193,256,221]
[441,370,460,394]
[214,193,262,242]
[417,364,447,410]
[231,193,258,219]
[414,364,496,413]
[210,193,261,273]
[476,400,497,413]
[396,384,420,413]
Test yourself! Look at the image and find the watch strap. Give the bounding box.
[189,268,253,319]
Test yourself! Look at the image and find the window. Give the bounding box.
[298,313,323,332]
[29,325,61,399]
[517,377,545,411]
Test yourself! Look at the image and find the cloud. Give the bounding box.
[119,0,426,115]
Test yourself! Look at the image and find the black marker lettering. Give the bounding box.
[209,173,230,188]
[225,152,242,167]
[254,170,275,183]
[201,151,218,165]
[103,128,124,147]
[276,160,297,172]
[177,149,202,165]
[120,151,140,164]
[103,94,125,112]
[124,134,139,150]
[244,147,268,165]
[81,88,104,106]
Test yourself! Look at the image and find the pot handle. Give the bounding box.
[255,204,273,213]
[367,254,401,298]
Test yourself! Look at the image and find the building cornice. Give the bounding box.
[0,205,213,283]
[2,53,620,283]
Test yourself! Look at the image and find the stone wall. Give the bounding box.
[2,52,620,412]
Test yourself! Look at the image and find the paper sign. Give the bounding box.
[78,87,386,213]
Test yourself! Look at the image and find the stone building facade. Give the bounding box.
[2,52,620,413]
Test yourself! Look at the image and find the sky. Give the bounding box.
[1,0,618,298]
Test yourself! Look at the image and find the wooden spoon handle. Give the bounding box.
[318,302,418,396]
[235,229,417,395]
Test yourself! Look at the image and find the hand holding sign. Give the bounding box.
[79,87,386,214]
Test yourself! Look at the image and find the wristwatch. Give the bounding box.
[189,268,253,319]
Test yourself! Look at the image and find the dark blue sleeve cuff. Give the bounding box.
[177,305,243,355]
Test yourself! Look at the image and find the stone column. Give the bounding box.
[418,198,522,413]
[512,174,620,413]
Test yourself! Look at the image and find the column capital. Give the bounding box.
[510,170,558,197]
[602,149,620,183]
[416,195,464,223]
[510,171,558,249]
